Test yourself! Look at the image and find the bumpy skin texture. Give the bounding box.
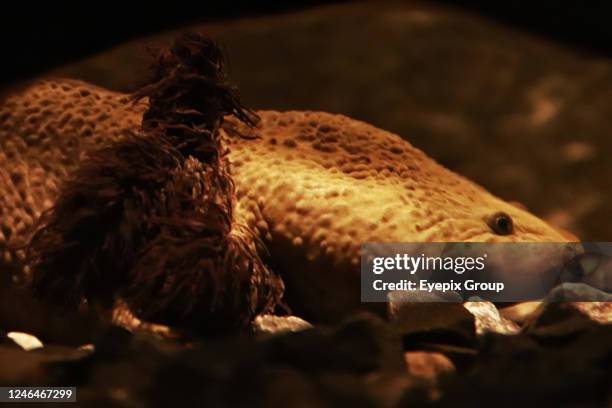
[0,79,569,321]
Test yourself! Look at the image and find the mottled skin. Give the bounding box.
[0,79,570,322]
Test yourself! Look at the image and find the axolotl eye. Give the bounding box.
[487,211,514,235]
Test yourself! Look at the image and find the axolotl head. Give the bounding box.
[226,111,577,320]
[229,111,575,246]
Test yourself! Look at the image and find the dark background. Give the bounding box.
[1,2,339,86]
[1,1,611,86]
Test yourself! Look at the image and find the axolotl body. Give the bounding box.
[0,79,572,322]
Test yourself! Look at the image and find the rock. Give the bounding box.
[404,351,455,395]
[252,314,313,335]
[524,283,612,337]
[38,312,420,407]
[78,343,96,353]
[367,370,436,407]
[392,347,460,405]
[387,291,472,334]
[567,302,612,325]
[112,299,181,340]
[265,313,405,374]
[0,304,607,407]
[499,301,541,324]
[545,282,612,302]
[463,301,520,335]
[426,324,612,407]
[388,293,477,369]
[6,331,44,350]
[125,313,414,407]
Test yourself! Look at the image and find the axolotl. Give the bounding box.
[0,78,574,324]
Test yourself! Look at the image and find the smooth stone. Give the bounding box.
[252,314,313,335]
[463,301,521,335]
